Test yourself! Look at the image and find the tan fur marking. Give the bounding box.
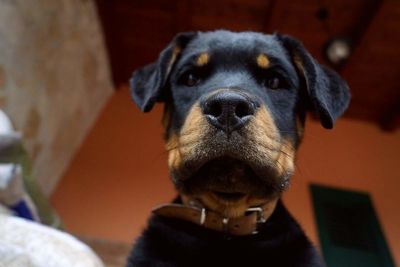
[275,139,295,177]
[196,52,209,67]
[166,104,209,172]
[179,104,208,150]
[247,106,295,178]
[256,54,270,69]
[293,53,304,70]
[247,106,281,161]
[166,46,182,76]
[293,53,310,91]
[166,134,182,170]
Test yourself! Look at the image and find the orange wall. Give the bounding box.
[51,87,400,265]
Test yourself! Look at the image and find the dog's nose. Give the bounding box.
[201,91,255,134]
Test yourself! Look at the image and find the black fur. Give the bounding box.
[128,200,324,267]
[127,30,350,267]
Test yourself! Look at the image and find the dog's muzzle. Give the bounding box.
[167,88,295,199]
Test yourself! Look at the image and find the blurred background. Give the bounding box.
[0,0,399,266]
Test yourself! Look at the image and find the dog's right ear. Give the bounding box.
[276,33,351,129]
[130,32,198,112]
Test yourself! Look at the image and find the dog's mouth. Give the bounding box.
[177,156,281,200]
[177,156,284,217]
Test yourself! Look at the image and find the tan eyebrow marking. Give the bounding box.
[256,54,270,69]
[196,52,209,66]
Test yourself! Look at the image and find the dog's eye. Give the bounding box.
[265,77,281,90]
[182,72,201,87]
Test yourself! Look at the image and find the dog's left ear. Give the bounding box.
[130,32,198,112]
[276,34,351,129]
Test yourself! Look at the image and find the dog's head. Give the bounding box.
[130,31,350,218]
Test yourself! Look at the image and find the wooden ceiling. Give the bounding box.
[95,0,400,130]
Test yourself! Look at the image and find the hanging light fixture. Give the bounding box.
[324,37,352,66]
[315,6,352,67]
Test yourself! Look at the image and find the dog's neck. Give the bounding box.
[152,195,278,236]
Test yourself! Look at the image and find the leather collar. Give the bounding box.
[152,198,277,236]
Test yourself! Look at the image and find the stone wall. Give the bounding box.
[0,0,113,195]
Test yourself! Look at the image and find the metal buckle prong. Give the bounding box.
[246,207,266,234]
[221,217,230,238]
[199,208,206,225]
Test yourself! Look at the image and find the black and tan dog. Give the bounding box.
[127,30,350,267]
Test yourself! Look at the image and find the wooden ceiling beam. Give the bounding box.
[342,0,400,131]
[93,0,400,129]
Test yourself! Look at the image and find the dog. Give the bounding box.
[126,30,350,267]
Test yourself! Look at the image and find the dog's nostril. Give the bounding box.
[205,100,223,117]
[235,102,253,118]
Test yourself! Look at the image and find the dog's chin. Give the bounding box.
[176,156,284,218]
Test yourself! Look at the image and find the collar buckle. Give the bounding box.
[246,207,267,234]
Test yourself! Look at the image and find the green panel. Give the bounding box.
[310,184,395,267]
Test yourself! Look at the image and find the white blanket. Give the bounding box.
[0,214,104,267]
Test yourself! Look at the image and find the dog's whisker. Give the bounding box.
[178,128,204,138]
[255,142,293,157]
[166,139,200,151]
